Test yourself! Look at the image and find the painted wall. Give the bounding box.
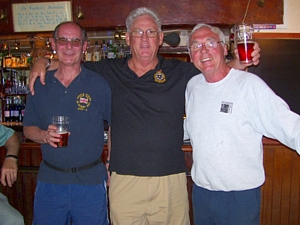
[260,0,300,33]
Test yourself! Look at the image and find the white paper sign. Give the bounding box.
[12,1,72,32]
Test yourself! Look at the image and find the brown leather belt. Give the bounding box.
[43,159,101,173]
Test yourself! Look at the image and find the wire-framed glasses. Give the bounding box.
[189,40,223,52]
[130,30,160,38]
[55,37,83,47]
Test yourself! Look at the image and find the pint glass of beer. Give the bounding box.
[52,116,69,148]
[234,24,255,63]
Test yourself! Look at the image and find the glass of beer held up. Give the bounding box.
[52,116,69,148]
[234,24,255,64]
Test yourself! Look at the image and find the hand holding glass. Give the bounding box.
[52,116,69,148]
[234,24,255,64]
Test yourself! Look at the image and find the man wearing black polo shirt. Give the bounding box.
[28,7,260,225]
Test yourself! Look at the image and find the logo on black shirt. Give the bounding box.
[154,70,166,83]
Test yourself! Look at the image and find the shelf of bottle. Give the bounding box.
[1,122,23,126]
[1,67,31,71]
[0,94,28,100]
[1,93,27,97]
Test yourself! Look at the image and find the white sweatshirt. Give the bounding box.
[184,68,300,191]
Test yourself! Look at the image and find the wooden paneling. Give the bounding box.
[260,140,300,225]
[0,0,14,34]
[72,0,283,31]
[1,171,37,225]
[0,0,284,40]
[184,151,194,224]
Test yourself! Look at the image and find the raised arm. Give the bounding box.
[29,58,59,95]
[1,132,20,187]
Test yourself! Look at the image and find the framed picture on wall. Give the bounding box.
[12,1,72,32]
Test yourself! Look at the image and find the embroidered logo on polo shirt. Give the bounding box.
[154,70,166,83]
[76,93,91,111]
[220,101,233,114]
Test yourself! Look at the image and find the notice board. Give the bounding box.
[12,1,72,32]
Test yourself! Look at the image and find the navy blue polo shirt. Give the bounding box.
[23,66,111,185]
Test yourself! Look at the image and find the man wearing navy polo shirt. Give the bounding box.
[23,22,111,225]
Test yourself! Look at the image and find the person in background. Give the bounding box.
[23,21,111,225]
[0,124,24,225]
[184,23,300,225]
[28,7,260,225]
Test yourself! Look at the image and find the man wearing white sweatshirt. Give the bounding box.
[184,23,300,225]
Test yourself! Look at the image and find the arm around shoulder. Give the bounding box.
[29,58,59,95]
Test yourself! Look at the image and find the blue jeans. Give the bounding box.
[33,180,108,225]
[193,184,261,225]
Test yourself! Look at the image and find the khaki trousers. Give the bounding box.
[109,172,190,225]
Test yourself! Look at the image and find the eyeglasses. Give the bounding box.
[189,40,223,52]
[130,30,160,38]
[55,37,83,47]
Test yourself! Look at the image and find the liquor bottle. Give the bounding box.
[12,97,20,122]
[4,98,10,122]
[18,98,23,122]
[1,43,9,68]
[92,41,101,62]
[9,98,15,122]
[5,74,11,94]
[21,100,26,121]
[0,71,6,93]
[11,71,18,94]
[107,41,115,59]
[13,98,20,122]
[85,40,92,62]
[117,44,126,58]
[112,42,118,57]
[101,40,107,60]
[120,45,126,58]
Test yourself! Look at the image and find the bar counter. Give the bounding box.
[0,137,299,225]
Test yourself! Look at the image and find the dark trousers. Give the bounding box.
[193,184,261,225]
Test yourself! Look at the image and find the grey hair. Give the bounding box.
[126,7,162,32]
[52,21,87,41]
[187,23,226,54]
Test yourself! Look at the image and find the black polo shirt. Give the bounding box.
[84,55,199,176]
